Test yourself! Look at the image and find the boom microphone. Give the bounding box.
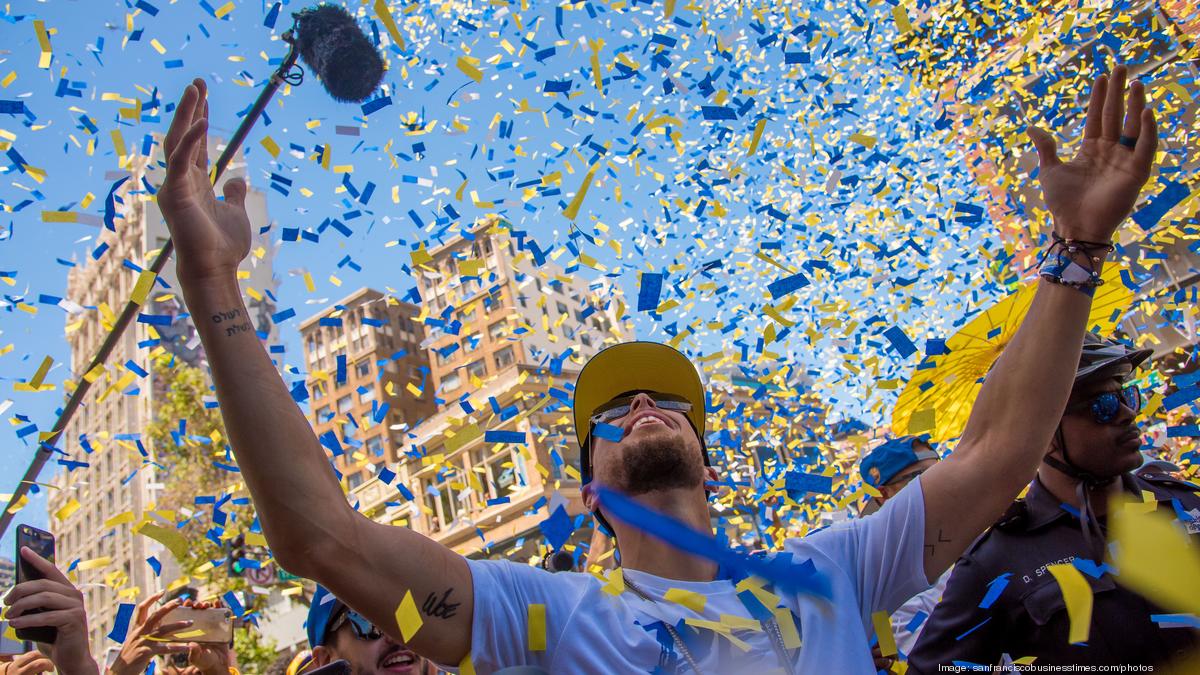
[294,4,386,103]
[0,3,387,540]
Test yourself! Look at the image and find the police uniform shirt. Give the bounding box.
[907,468,1200,672]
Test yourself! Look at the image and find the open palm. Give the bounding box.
[157,78,252,283]
[1027,65,1158,243]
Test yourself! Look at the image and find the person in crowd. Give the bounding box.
[2,546,100,674]
[305,585,431,675]
[858,437,945,669]
[153,63,1159,672]
[908,334,1200,671]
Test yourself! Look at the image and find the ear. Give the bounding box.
[311,646,334,667]
[581,482,598,512]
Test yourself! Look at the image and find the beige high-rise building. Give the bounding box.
[349,218,629,563]
[299,288,438,489]
[47,139,277,657]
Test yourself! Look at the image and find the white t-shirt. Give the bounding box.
[461,477,931,674]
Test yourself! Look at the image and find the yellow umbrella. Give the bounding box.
[891,265,1134,443]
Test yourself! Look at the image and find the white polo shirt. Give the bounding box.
[461,477,930,674]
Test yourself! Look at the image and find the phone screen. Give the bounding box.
[14,525,57,643]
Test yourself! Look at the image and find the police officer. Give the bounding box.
[908,333,1200,671]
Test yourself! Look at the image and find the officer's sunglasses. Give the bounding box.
[328,608,384,641]
[588,392,693,426]
[1067,384,1141,424]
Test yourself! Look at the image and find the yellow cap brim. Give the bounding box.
[572,341,706,450]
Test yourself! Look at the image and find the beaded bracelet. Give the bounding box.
[1035,233,1114,297]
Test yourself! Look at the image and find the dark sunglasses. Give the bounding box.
[588,392,693,426]
[1067,384,1141,424]
[328,608,384,641]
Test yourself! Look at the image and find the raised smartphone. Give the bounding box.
[14,525,56,644]
[159,606,234,644]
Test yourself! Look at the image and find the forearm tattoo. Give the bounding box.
[422,588,460,620]
[211,308,252,337]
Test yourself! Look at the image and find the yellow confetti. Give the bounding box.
[664,588,707,613]
[54,498,81,521]
[130,270,157,306]
[395,590,423,642]
[150,38,166,55]
[1109,499,1200,616]
[33,20,52,69]
[527,604,547,651]
[260,136,281,158]
[1046,564,1092,644]
[456,57,484,83]
[135,521,189,562]
[563,163,600,220]
[374,0,407,50]
[772,607,802,650]
[848,133,877,148]
[213,2,235,19]
[41,211,79,223]
[892,5,912,34]
[1,71,16,88]
[747,118,767,156]
[871,611,897,657]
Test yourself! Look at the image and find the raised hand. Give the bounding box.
[106,592,192,675]
[3,547,99,675]
[157,78,252,284]
[1026,64,1158,243]
[0,651,55,675]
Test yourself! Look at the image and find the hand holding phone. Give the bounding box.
[5,531,100,674]
[12,525,56,644]
[157,606,234,645]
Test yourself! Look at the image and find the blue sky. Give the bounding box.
[0,0,997,552]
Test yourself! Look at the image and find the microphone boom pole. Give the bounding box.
[0,32,303,540]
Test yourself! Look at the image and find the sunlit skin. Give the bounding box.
[1039,375,1143,515]
[581,393,721,581]
[311,614,429,675]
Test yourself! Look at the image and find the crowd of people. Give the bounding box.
[2,63,1196,673]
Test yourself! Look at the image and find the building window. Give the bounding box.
[494,346,515,371]
[358,387,376,404]
[337,395,353,414]
[356,360,371,378]
[316,405,332,421]
[347,472,364,490]
[423,475,461,532]
[556,301,569,315]
[472,446,525,500]
[461,333,480,353]
[581,333,593,347]
[366,435,384,457]
[465,359,487,380]
[442,372,462,392]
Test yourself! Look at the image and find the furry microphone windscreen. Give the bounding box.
[293,4,385,103]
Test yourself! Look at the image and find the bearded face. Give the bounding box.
[589,393,706,495]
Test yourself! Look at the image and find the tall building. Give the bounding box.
[47,138,277,657]
[349,218,629,563]
[299,288,437,489]
[894,0,1200,361]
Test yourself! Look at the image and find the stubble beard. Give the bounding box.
[616,428,704,495]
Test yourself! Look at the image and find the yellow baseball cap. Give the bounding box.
[572,341,708,471]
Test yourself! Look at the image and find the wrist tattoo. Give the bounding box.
[421,588,460,620]
[211,309,252,337]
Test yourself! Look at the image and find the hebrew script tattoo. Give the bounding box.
[211,308,253,337]
[422,588,460,620]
